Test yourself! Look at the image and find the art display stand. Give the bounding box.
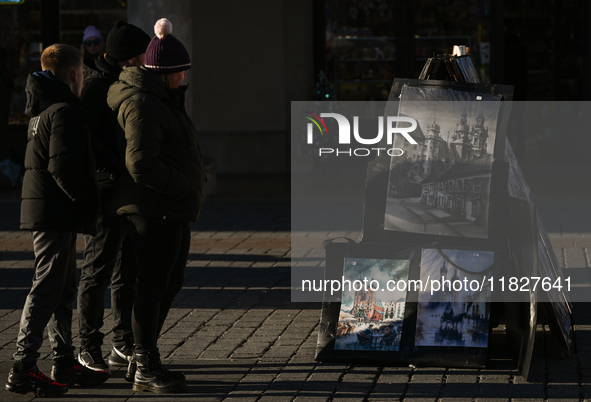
[314,53,572,380]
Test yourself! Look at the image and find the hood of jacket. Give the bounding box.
[84,54,122,86]
[107,66,187,112]
[25,70,81,118]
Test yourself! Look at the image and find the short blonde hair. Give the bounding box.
[40,43,83,82]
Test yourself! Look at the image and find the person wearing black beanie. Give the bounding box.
[76,21,150,376]
[106,21,152,63]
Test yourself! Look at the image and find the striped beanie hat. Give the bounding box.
[144,18,191,73]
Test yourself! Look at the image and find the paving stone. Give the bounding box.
[546,385,581,398]
[477,384,511,398]
[438,383,478,398]
[294,396,334,402]
[298,380,338,393]
[511,399,545,402]
[477,399,509,402]
[510,383,546,398]
[258,395,295,402]
[404,383,441,397]
[547,371,579,382]
[368,382,406,396]
[478,374,511,383]
[411,373,445,384]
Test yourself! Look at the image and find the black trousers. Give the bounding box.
[14,231,77,366]
[78,185,137,350]
[124,215,190,354]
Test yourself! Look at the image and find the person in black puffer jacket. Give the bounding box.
[6,44,104,398]
[76,21,151,375]
[107,18,205,394]
[20,66,99,234]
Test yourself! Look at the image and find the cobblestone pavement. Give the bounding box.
[0,167,590,401]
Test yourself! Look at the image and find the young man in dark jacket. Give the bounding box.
[76,21,150,374]
[5,44,106,397]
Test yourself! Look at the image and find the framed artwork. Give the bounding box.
[335,258,410,352]
[316,241,497,368]
[505,136,572,360]
[415,248,494,348]
[384,86,502,239]
[360,79,514,247]
[537,216,573,356]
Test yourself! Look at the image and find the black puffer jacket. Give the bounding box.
[107,66,205,222]
[81,55,122,185]
[20,71,99,234]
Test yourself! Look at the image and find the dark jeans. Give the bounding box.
[78,185,137,350]
[14,231,77,366]
[124,215,190,354]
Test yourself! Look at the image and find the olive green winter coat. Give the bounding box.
[107,66,205,222]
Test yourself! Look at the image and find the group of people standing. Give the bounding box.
[5,17,205,397]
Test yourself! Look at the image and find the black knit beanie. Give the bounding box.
[144,18,191,74]
[106,21,151,62]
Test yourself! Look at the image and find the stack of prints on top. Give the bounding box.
[419,53,484,83]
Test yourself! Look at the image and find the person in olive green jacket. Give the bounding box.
[107,18,205,394]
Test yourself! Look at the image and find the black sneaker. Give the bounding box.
[108,344,132,367]
[78,345,110,373]
[51,363,109,387]
[5,366,68,397]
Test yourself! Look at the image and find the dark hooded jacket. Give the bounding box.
[20,71,99,234]
[107,66,205,222]
[81,54,122,185]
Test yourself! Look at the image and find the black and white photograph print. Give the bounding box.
[335,258,410,352]
[384,86,503,239]
[415,248,494,348]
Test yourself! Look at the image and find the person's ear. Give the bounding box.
[70,68,79,83]
[126,57,141,67]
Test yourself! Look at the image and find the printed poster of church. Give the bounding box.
[415,249,494,348]
[385,86,502,239]
[335,258,410,352]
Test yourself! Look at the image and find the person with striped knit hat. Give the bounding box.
[107,18,206,394]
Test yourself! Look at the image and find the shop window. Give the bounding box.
[0,0,126,172]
